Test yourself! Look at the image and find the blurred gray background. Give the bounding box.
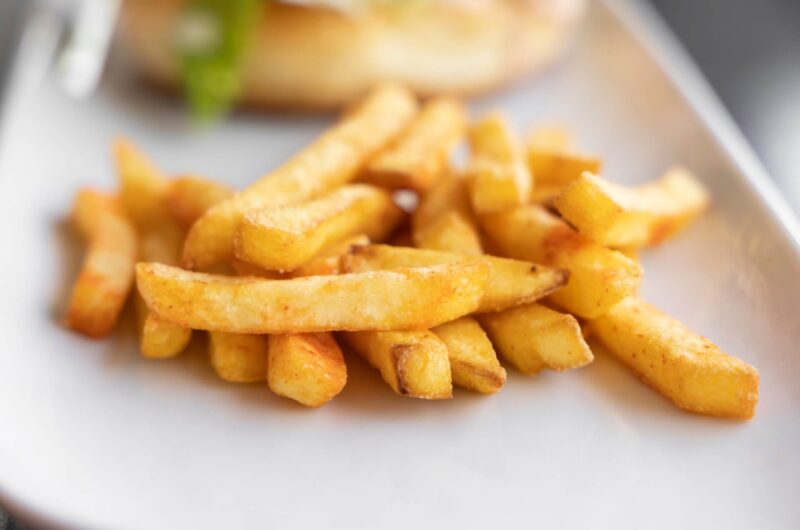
[1,0,799,528]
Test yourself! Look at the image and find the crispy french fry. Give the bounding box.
[553,168,710,248]
[165,175,233,227]
[137,260,488,333]
[466,113,531,213]
[267,333,347,407]
[182,84,418,269]
[116,140,192,358]
[141,314,192,359]
[479,205,641,318]
[531,183,566,206]
[362,98,466,192]
[479,303,593,374]
[526,126,601,186]
[114,138,170,227]
[412,173,482,256]
[341,244,568,313]
[209,332,268,383]
[591,298,759,419]
[231,234,371,279]
[235,184,403,271]
[340,330,452,399]
[432,317,506,394]
[65,190,137,337]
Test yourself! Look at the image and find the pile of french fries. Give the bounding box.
[64,83,759,419]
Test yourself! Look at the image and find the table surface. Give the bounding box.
[2,1,799,528]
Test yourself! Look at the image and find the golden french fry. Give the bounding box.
[141,314,192,359]
[231,234,371,278]
[116,140,193,358]
[553,168,710,248]
[182,84,418,269]
[412,173,482,256]
[526,126,602,186]
[466,113,531,213]
[340,330,452,399]
[341,244,567,314]
[65,190,137,338]
[267,333,347,407]
[165,175,233,227]
[531,183,566,206]
[591,298,759,419]
[114,138,170,227]
[235,184,403,271]
[209,332,268,383]
[432,317,506,394]
[362,97,466,192]
[137,260,488,333]
[479,303,593,374]
[479,205,641,318]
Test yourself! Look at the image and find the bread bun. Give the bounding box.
[120,0,586,110]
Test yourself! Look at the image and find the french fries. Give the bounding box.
[268,333,347,407]
[466,113,531,213]
[527,127,601,186]
[553,168,710,248]
[65,190,137,337]
[165,175,233,227]
[117,139,192,358]
[61,85,753,418]
[363,98,466,192]
[590,298,759,419]
[479,205,642,318]
[114,138,170,227]
[137,260,488,333]
[412,173,482,256]
[235,184,403,271]
[479,304,593,374]
[432,317,506,394]
[340,244,568,313]
[340,330,452,399]
[209,332,268,383]
[182,83,417,269]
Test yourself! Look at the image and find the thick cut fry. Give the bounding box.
[114,138,170,227]
[268,333,347,407]
[137,261,488,333]
[209,332,268,383]
[182,84,418,269]
[341,244,568,313]
[526,126,602,186]
[231,234,371,279]
[141,314,192,359]
[116,141,193,358]
[480,205,641,318]
[363,98,466,192]
[412,173,482,256]
[466,113,531,213]
[432,317,506,394]
[235,184,403,271]
[479,303,593,374]
[590,298,759,419]
[165,175,233,227]
[340,330,452,399]
[553,168,710,248]
[65,190,137,337]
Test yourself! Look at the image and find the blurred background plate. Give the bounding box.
[1,1,799,529]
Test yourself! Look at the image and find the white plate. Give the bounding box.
[2,1,800,529]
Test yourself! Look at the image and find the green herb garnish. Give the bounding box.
[176,0,263,122]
